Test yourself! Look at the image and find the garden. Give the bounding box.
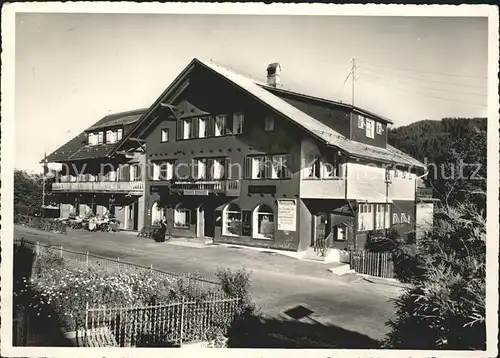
[13,241,255,347]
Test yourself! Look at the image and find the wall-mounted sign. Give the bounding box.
[277,199,296,232]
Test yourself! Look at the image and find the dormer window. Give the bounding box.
[365,119,374,139]
[357,115,365,129]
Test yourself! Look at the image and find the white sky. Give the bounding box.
[15,14,488,173]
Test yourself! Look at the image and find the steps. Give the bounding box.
[301,247,339,264]
[328,264,355,276]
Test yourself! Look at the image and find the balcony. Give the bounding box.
[52,181,144,194]
[168,180,241,196]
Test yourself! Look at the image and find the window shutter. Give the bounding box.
[223,158,231,179]
[191,160,198,180]
[192,118,199,139]
[226,114,233,135]
[206,158,214,180]
[176,119,183,140]
[206,116,214,137]
[264,156,272,179]
[244,157,252,179]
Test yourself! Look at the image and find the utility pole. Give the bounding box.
[350,57,357,106]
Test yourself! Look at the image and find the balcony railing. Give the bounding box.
[52,181,144,193]
[169,180,241,196]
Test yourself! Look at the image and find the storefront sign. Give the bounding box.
[184,189,209,196]
[277,199,296,232]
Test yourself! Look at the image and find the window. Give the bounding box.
[211,158,225,180]
[402,170,407,179]
[160,161,174,180]
[376,122,384,135]
[254,205,274,239]
[161,128,169,142]
[130,164,141,182]
[88,133,97,146]
[174,203,190,229]
[152,162,160,181]
[117,128,123,141]
[223,204,242,236]
[252,156,267,179]
[271,155,291,179]
[357,203,374,232]
[375,204,387,230]
[357,115,365,129]
[106,130,117,144]
[97,132,104,144]
[305,154,339,179]
[233,113,244,134]
[306,155,321,179]
[335,224,348,241]
[264,116,275,132]
[192,158,207,180]
[365,119,374,138]
[183,119,193,139]
[384,204,391,229]
[215,115,227,136]
[198,117,207,138]
[321,161,334,179]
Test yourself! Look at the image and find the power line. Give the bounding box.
[357,59,487,80]
[361,76,486,107]
[358,65,487,89]
[359,72,486,98]
[335,71,351,99]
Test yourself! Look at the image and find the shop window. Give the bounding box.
[223,204,242,236]
[253,204,275,240]
[174,203,190,229]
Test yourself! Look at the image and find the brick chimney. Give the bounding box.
[266,63,281,87]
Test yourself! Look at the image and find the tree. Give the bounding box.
[389,117,487,212]
[384,202,486,349]
[14,169,56,216]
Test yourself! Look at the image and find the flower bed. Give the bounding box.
[23,250,219,331]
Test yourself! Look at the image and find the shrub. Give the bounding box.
[216,268,255,314]
[384,203,486,349]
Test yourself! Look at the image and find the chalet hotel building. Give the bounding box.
[46,58,434,260]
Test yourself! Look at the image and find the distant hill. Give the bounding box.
[388,117,487,210]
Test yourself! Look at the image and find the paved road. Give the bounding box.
[13,226,402,343]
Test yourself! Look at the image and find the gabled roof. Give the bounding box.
[87,108,147,131]
[44,109,147,163]
[111,58,425,169]
[260,85,393,124]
